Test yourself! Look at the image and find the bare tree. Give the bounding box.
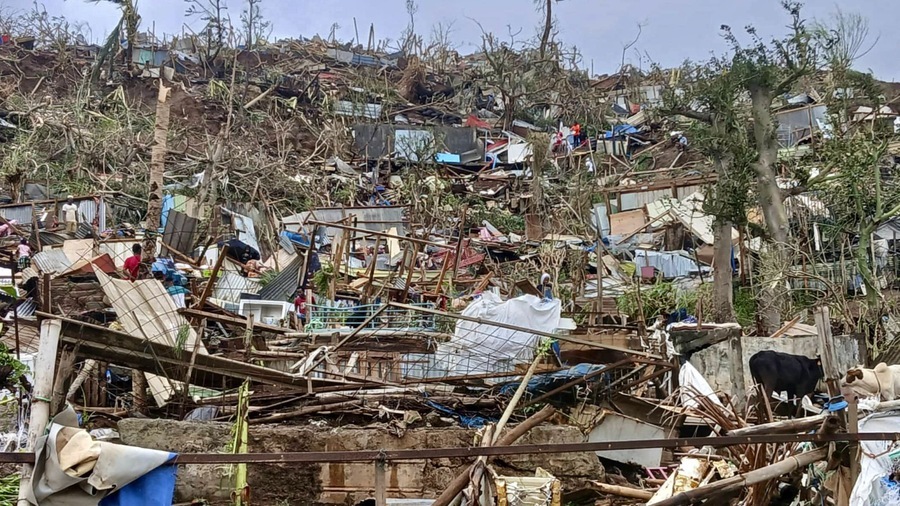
[534,0,557,59]
[241,0,270,49]
[813,7,879,72]
[185,0,230,67]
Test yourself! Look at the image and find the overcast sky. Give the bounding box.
[14,0,899,80]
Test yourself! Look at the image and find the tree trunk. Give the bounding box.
[539,0,553,59]
[709,119,736,324]
[856,221,880,307]
[143,81,171,264]
[711,220,736,323]
[749,84,789,334]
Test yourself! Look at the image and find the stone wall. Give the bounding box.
[117,419,604,506]
[689,334,861,395]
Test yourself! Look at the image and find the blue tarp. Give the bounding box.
[424,399,492,428]
[100,454,178,506]
[498,363,607,396]
[160,194,175,231]
[602,124,639,139]
[281,230,310,247]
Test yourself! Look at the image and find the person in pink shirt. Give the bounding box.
[17,238,31,270]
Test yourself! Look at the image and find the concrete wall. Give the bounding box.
[690,334,861,394]
[117,420,604,506]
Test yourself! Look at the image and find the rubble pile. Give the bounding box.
[0,15,897,506]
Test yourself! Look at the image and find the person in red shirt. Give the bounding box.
[294,290,308,329]
[123,243,142,281]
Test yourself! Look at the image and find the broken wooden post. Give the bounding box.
[400,242,420,303]
[362,237,382,303]
[815,306,840,397]
[727,334,746,412]
[194,245,229,309]
[17,319,62,504]
[849,395,860,487]
[374,458,387,506]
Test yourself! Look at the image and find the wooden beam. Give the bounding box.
[194,245,228,309]
[31,312,359,392]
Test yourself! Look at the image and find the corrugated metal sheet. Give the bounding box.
[0,204,36,224]
[278,234,296,255]
[161,210,199,257]
[0,197,106,230]
[334,100,382,119]
[213,272,261,304]
[1,320,39,354]
[257,255,302,302]
[32,249,74,274]
[282,206,406,247]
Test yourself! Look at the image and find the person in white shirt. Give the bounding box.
[61,196,78,234]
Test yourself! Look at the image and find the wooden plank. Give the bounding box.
[609,209,647,236]
[31,312,361,392]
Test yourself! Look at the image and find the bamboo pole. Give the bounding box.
[432,354,549,506]
[17,319,62,505]
[724,414,830,436]
[651,447,828,506]
[592,482,654,500]
[430,404,556,506]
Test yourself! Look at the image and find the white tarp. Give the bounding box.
[26,407,173,506]
[850,412,900,505]
[435,293,561,376]
[94,268,207,406]
[679,361,722,409]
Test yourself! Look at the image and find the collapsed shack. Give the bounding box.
[0,206,889,506]
[1,33,900,506]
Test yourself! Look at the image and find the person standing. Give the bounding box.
[17,238,31,270]
[123,243,142,281]
[294,290,308,329]
[61,196,79,234]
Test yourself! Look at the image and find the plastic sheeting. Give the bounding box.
[435,292,561,376]
[679,361,722,408]
[26,407,176,506]
[498,363,606,396]
[851,412,900,505]
[94,268,207,406]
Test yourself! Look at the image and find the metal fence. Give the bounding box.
[306,302,437,332]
